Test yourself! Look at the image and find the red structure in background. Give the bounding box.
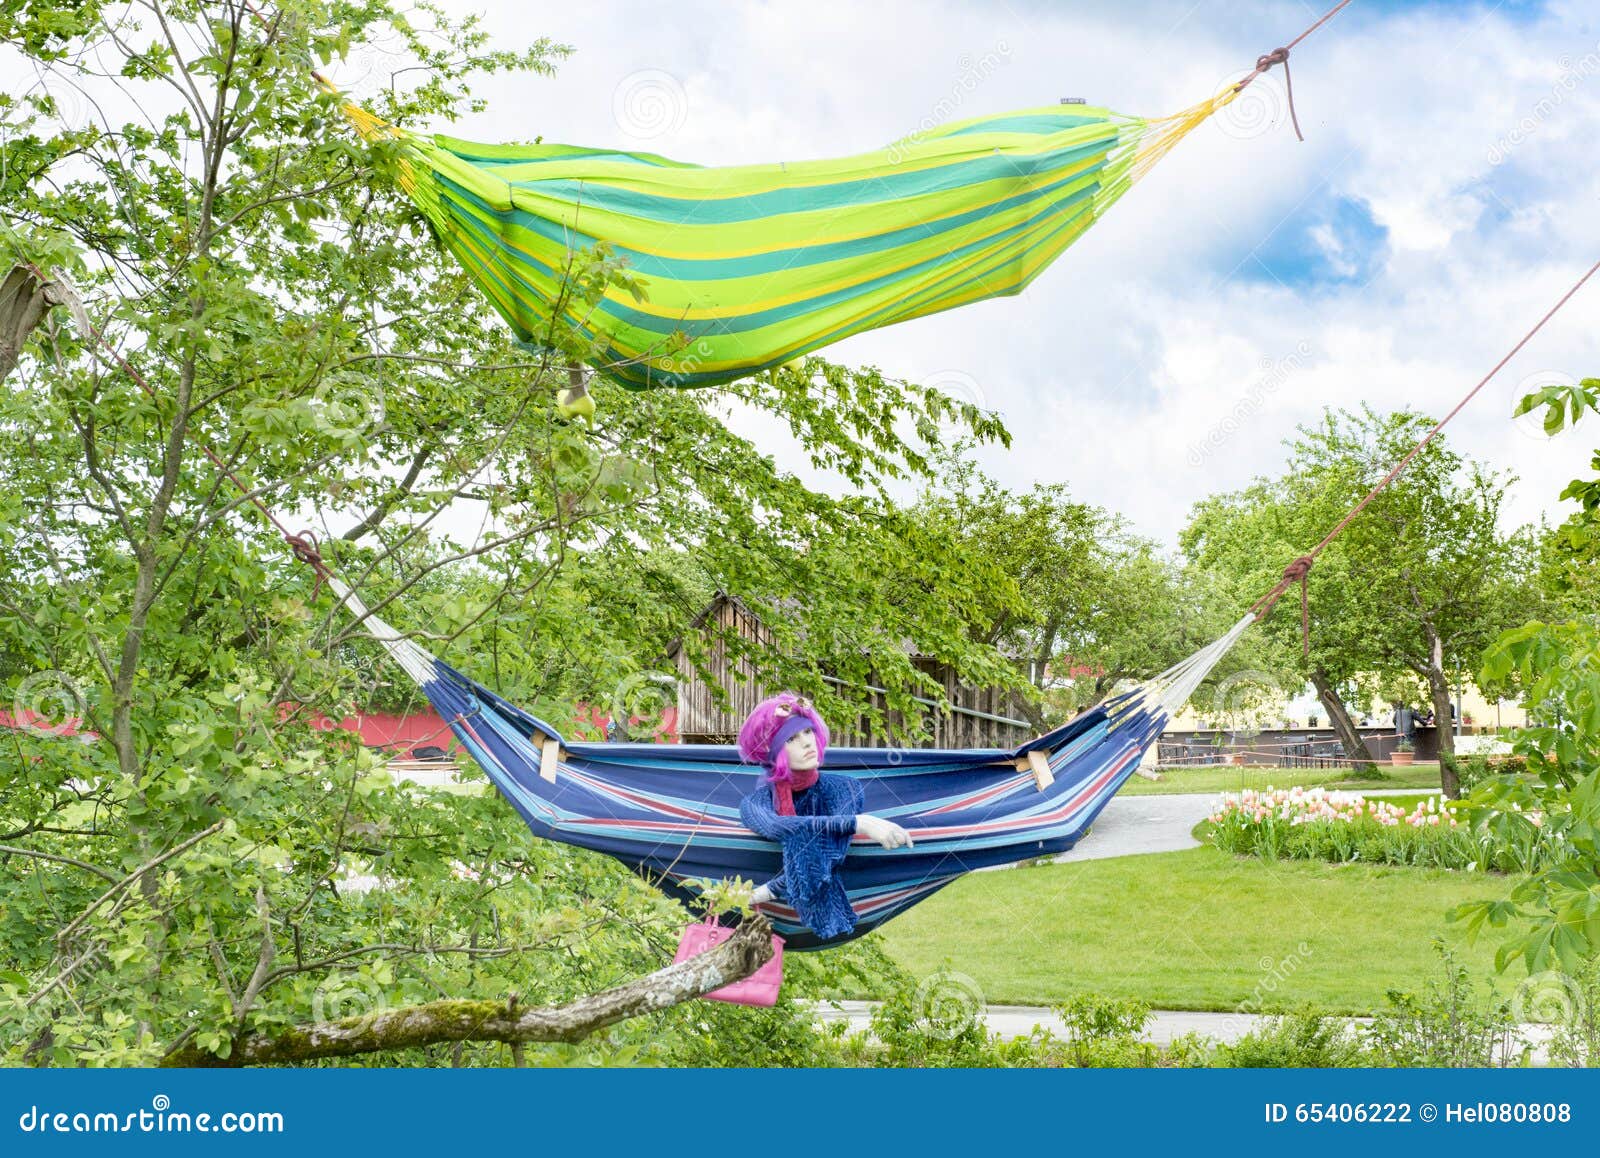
[6,702,681,757]
[0,707,96,740]
[283,701,680,757]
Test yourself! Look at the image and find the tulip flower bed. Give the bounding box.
[1206,787,1534,872]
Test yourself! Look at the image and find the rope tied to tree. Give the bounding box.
[283,531,331,598]
[1246,253,1600,662]
[1253,555,1315,657]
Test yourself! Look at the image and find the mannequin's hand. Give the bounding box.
[856,813,914,849]
[750,883,774,905]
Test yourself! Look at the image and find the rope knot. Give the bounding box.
[1252,554,1316,659]
[283,530,326,572]
[283,531,331,600]
[1241,45,1305,142]
[1255,46,1290,71]
[1281,554,1313,585]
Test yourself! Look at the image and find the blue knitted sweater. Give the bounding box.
[739,772,864,941]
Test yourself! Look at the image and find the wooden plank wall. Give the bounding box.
[673,599,1034,749]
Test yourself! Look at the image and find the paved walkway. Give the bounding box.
[811,999,1270,1045]
[808,1000,1554,1062]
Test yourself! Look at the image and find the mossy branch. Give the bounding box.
[162,915,774,1066]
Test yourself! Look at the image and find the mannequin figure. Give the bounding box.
[736,693,911,940]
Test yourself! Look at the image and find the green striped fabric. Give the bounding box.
[378,97,1225,389]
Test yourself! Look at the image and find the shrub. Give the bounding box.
[1545,956,1600,1069]
[1363,940,1531,1068]
[1056,993,1160,1068]
[1442,753,1528,794]
[1219,1012,1366,1068]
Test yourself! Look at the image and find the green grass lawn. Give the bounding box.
[1119,762,1443,796]
[864,844,1515,1015]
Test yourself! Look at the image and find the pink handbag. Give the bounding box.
[672,914,785,1007]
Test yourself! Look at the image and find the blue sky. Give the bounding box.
[408,0,1600,547]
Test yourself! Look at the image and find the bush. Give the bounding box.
[856,977,1186,1067]
[1056,993,1161,1068]
[1363,940,1531,1068]
[863,961,1010,1068]
[1545,956,1600,1069]
[1218,1012,1366,1068]
[1442,753,1529,794]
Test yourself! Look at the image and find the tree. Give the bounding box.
[0,0,1007,1065]
[1454,378,1600,973]
[1183,407,1536,789]
[1183,462,1384,772]
[911,451,1236,725]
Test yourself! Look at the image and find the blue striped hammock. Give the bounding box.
[332,579,1253,949]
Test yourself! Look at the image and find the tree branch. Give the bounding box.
[0,844,120,884]
[162,915,776,1066]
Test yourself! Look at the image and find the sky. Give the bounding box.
[354,0,1599,548]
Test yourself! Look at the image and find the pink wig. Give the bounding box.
[737,692,829,790]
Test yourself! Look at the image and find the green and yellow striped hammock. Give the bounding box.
[349,89,1243,390]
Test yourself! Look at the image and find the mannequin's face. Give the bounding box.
[783,726,819,771]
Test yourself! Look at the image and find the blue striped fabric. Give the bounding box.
[414,655,1168,950]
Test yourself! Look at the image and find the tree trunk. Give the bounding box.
[1309,668,1376,773]
[161,915,776,1067]
[1,264,87,384]
[1425,629,1459,797]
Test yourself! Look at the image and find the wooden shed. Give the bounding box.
[663,593,1034,749]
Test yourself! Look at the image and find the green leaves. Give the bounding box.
[1,0,1009,1065]
[1513,379,1599,437]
